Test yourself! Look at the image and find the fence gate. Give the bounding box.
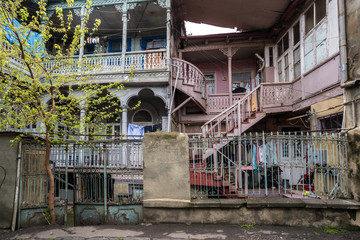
[19,141,67,228]
[19,139,143,227]
[51,140,143,225]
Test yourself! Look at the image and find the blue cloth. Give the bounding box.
[144,125,153,133]
[127,123,144,139]
[152,124,162,132]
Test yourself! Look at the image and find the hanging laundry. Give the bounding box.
[127,123,144,139]
[87,36,100,44]
[152,123,162,132]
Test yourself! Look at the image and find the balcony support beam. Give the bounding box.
[78,6,86,62]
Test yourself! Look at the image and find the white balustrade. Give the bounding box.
[45,50,167,75]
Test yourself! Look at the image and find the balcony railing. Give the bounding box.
[207,93,246,113]
[45,49,167,75]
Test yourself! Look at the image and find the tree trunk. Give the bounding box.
[45,132,56,224]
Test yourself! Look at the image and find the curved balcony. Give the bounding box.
[171,58,207,112]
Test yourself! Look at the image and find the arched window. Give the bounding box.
[133,110,152,125]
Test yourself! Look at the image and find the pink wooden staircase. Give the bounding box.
[192,85,266,198]
[201,85,266,158]
[171,58,207,112]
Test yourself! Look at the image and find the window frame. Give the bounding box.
[108,38,132,53]
[204,72,216,95]
[303,0,328,73]
[231,70,253,92]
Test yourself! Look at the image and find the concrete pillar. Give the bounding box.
[143,132,190,210]
[79,100,86,140]
[121,106,128,135]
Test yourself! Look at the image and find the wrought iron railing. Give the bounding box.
[189,132,348,200]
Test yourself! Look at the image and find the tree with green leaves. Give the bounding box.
[0,0,134,224]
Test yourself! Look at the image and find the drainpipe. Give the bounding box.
[255,53,265,73]
[338,0,347,85]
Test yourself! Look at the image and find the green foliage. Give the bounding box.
[238,224,255,228]
[323,227,347,234]
[313,231,320,236]
[0,0,133,143]
[185,222,191,226]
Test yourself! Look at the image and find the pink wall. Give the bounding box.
[195,59,256,94]
[302,55,340,98]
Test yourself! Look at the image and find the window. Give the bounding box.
[294,46,301,79]
[84,44,96,54]
[232,72,251,92]
[277,32,291,82]
[293,22,300,45]
[204,73,216,94]
[318,113,343,131]
[293,21,301,79]
[277,33,289,58]
[269,47,274,67]
[141,36,166,50]
[278,60,283,82]
[133,110,152,124]
[304,0,328,72]
[305,5,314,34]
[146,39,166,50]
[108,38,131,53]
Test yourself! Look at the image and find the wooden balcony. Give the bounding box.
[45,49,167,75]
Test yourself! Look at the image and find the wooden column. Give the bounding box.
[220,47,239,106]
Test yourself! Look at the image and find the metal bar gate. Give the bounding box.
[18,139,143,227]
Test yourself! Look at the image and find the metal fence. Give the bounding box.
[189,132,348,200]
[20,138,143,209]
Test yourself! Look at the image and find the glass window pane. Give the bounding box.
[304,33,314,55]
[269,47,274,67]
[293,22,300,45]
[278,60,282,82]
[283,33,289,52]
[316,0,326,25]
[232,72,251,91]
[294,47,301,79]
[305,5,314,34]
[111,41,122,51]
[277,40,283,57]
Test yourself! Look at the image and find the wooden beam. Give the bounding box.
[171,97,192,114]
[179,41,269,53]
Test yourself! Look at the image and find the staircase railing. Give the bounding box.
[172,58,206,96]
[202,85,262,136]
